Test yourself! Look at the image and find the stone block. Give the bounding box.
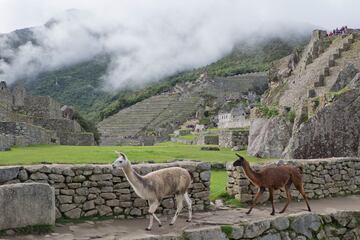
[184,226,228,240]
[0,183,55,230]
[0,167,20,183]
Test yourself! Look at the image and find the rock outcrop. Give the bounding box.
[284,89,360,159]
[249,30,360,159]
[247,117,292,158]
[0,183,55,230]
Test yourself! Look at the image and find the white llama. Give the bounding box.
[112,152,192,230]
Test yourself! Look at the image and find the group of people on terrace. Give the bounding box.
[328,26,348,36]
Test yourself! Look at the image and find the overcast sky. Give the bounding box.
[1,0,359,33]
[0,0,359,90]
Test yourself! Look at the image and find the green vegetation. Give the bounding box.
[210,170,245,206]
[177,134,196,141]
[257,104,279,118]
[286,110,296,123]
[221,225,233,238]
[210,170,228,200]
[0,142,266,165]
[200,146,220,151]
[73,112,100,144]
[327,86,351,99]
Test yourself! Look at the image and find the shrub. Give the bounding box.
[287,111,296,123]
[200,146,220,151]
[257,104,279,118]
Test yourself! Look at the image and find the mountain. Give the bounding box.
[0,25,308,123]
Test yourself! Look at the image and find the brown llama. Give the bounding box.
[233,154,311,215]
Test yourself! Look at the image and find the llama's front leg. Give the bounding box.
[146,200,161,231]
[247,187,265,214]
[170,195,184,225]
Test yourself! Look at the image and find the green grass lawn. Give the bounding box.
[0,142,265,166]
[177,134,196,141]
[210,170,228,201]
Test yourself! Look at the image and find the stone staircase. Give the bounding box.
[276,32,360,109]
[97,94,201,145]
[308,34,356,98]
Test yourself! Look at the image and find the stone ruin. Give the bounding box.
[0,81,94,151]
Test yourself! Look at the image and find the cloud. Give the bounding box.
[0,0,358,90]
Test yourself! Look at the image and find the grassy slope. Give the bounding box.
[0,142,268,165]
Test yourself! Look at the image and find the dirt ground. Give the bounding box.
[4,195,360,240]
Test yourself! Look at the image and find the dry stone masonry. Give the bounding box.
[0,161,211,220]
[226,157,360,203]
[0,81,95,150]
[126,210,360,240]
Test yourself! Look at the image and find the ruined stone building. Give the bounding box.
[0,81,94,151]
[218,106,250,129]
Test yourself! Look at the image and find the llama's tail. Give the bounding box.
[297,165,303,174]
[188,170,194,184]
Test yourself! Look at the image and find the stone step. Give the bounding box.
[323,67,330,76]
[332,50,340,59]
[328,57,335,67]
[314,74,325,87]
[308,89,316,98]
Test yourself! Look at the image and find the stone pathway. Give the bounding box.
[5,195,360,240]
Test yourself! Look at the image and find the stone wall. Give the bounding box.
[0,161,211,220]
[0,122,58,147]
[0,82,13,111]
[18,96,62,119]
[33,118,82,133]
[0,134,13,151]
[226,157,360,203]
[181,211,360,240]
[219,130,249,148]
[196,135,219,145]
[218,116,250,129]
[57,132,95,146]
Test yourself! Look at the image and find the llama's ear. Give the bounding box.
[114,151,121,156]
[235,153,242,158]
[119,152,128,160]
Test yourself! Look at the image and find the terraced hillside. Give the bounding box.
[98,71,269,146]
[97,94,202,145]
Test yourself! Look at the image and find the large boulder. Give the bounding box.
[0,183,55,230]
[247,117,292,158]
[284,89,360,158]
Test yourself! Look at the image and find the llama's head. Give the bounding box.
[112,151,129,168]
[233,153,245,167]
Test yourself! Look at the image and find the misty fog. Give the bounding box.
[0,0,358,90]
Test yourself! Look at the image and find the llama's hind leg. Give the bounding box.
[294,182,311,212]
[170,194,184,225]
[146,200,161,231]
[247,187,265,214]
[280,181,292,214]
[184,192,192,222]
[268,188,275,215]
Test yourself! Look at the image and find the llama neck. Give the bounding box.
[242,160,261,186]
[122,163,145,193]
